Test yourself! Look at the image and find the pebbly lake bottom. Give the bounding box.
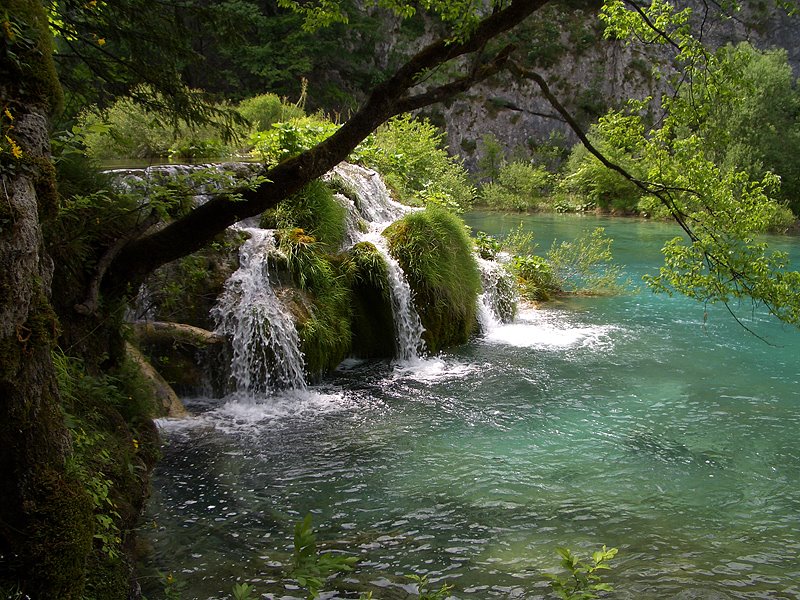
[140,214,800,599]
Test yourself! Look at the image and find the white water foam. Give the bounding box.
[390,356,479,383]
[483,307,617,350]
[157,389,354,434]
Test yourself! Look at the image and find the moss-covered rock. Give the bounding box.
[343,242,394,358]
[384,207,481,353]
[143,229,245,330]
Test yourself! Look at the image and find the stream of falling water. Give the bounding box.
[211,227,306,394]
[329,162,428,362]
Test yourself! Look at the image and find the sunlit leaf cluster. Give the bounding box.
[278,0,509,38]
[590,0,800,326]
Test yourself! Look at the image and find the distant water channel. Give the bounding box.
[142,212,800,599]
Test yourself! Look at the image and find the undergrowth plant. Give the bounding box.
[545,545,618,600]
[546,227,629,295]
[289,514,359,599]
[237,92,305,132]
[405,574,454,600]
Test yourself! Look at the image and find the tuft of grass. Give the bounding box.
[343,242,395,358]
[278,230,353,378]
[275,180,347,252]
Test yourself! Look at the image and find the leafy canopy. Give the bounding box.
[278,0,510,38]
[584,0,800,326]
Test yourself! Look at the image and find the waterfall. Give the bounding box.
[362,230,427,362]
[108,162,263,207]
[476,255,518,333]
[211,227,307,394]
[328,163,427,361]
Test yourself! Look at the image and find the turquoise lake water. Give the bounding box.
[142,213,800,599]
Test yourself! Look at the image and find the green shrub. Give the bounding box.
[767,203,796,232]
[546,227,628,295]
[636,194,673,220]
[80,98,173,159]
[545,545,618,600]
[79,91,246,160]
[53,350,160,597]
[560,136,643,212]
[479,161,553,211]
[356,115,475,211]
[251,115,339,164]
[384,207,481,352]
[513,255,561,301]
[236,93,305,132]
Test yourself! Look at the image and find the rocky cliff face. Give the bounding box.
[414,1,800,169]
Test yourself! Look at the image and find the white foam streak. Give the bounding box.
[484,308,617,350]
[391,356,477,383]
[156,389,352,433]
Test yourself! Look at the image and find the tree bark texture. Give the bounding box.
[0,2,93,597]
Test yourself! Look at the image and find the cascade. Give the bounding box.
[476,256,518,332]
[328,163,427,361]
[211,227,307,394]
[124,161,520,390]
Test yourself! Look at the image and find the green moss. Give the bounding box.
[275,180,347,251]
[384,207,481,353]
[25,467,94,599]
[3,0,63,114]
[343,242,394,358]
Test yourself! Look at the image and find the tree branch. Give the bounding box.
[507,60,699,244]
[394,44,516,114]
[74,210,160,315]
[103,0,550,296]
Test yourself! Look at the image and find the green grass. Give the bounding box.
[384,207,481,353]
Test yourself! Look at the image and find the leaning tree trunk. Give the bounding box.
[0,2,93,597]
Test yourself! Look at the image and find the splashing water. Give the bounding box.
[329,163,428,362]
[212,228,306,394]
[476,256,518,332]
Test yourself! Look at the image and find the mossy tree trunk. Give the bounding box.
[0,2,93,597]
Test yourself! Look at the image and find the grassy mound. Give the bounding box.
[384,207,481,353]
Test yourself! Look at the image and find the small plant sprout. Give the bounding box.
[545,545,618,600]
